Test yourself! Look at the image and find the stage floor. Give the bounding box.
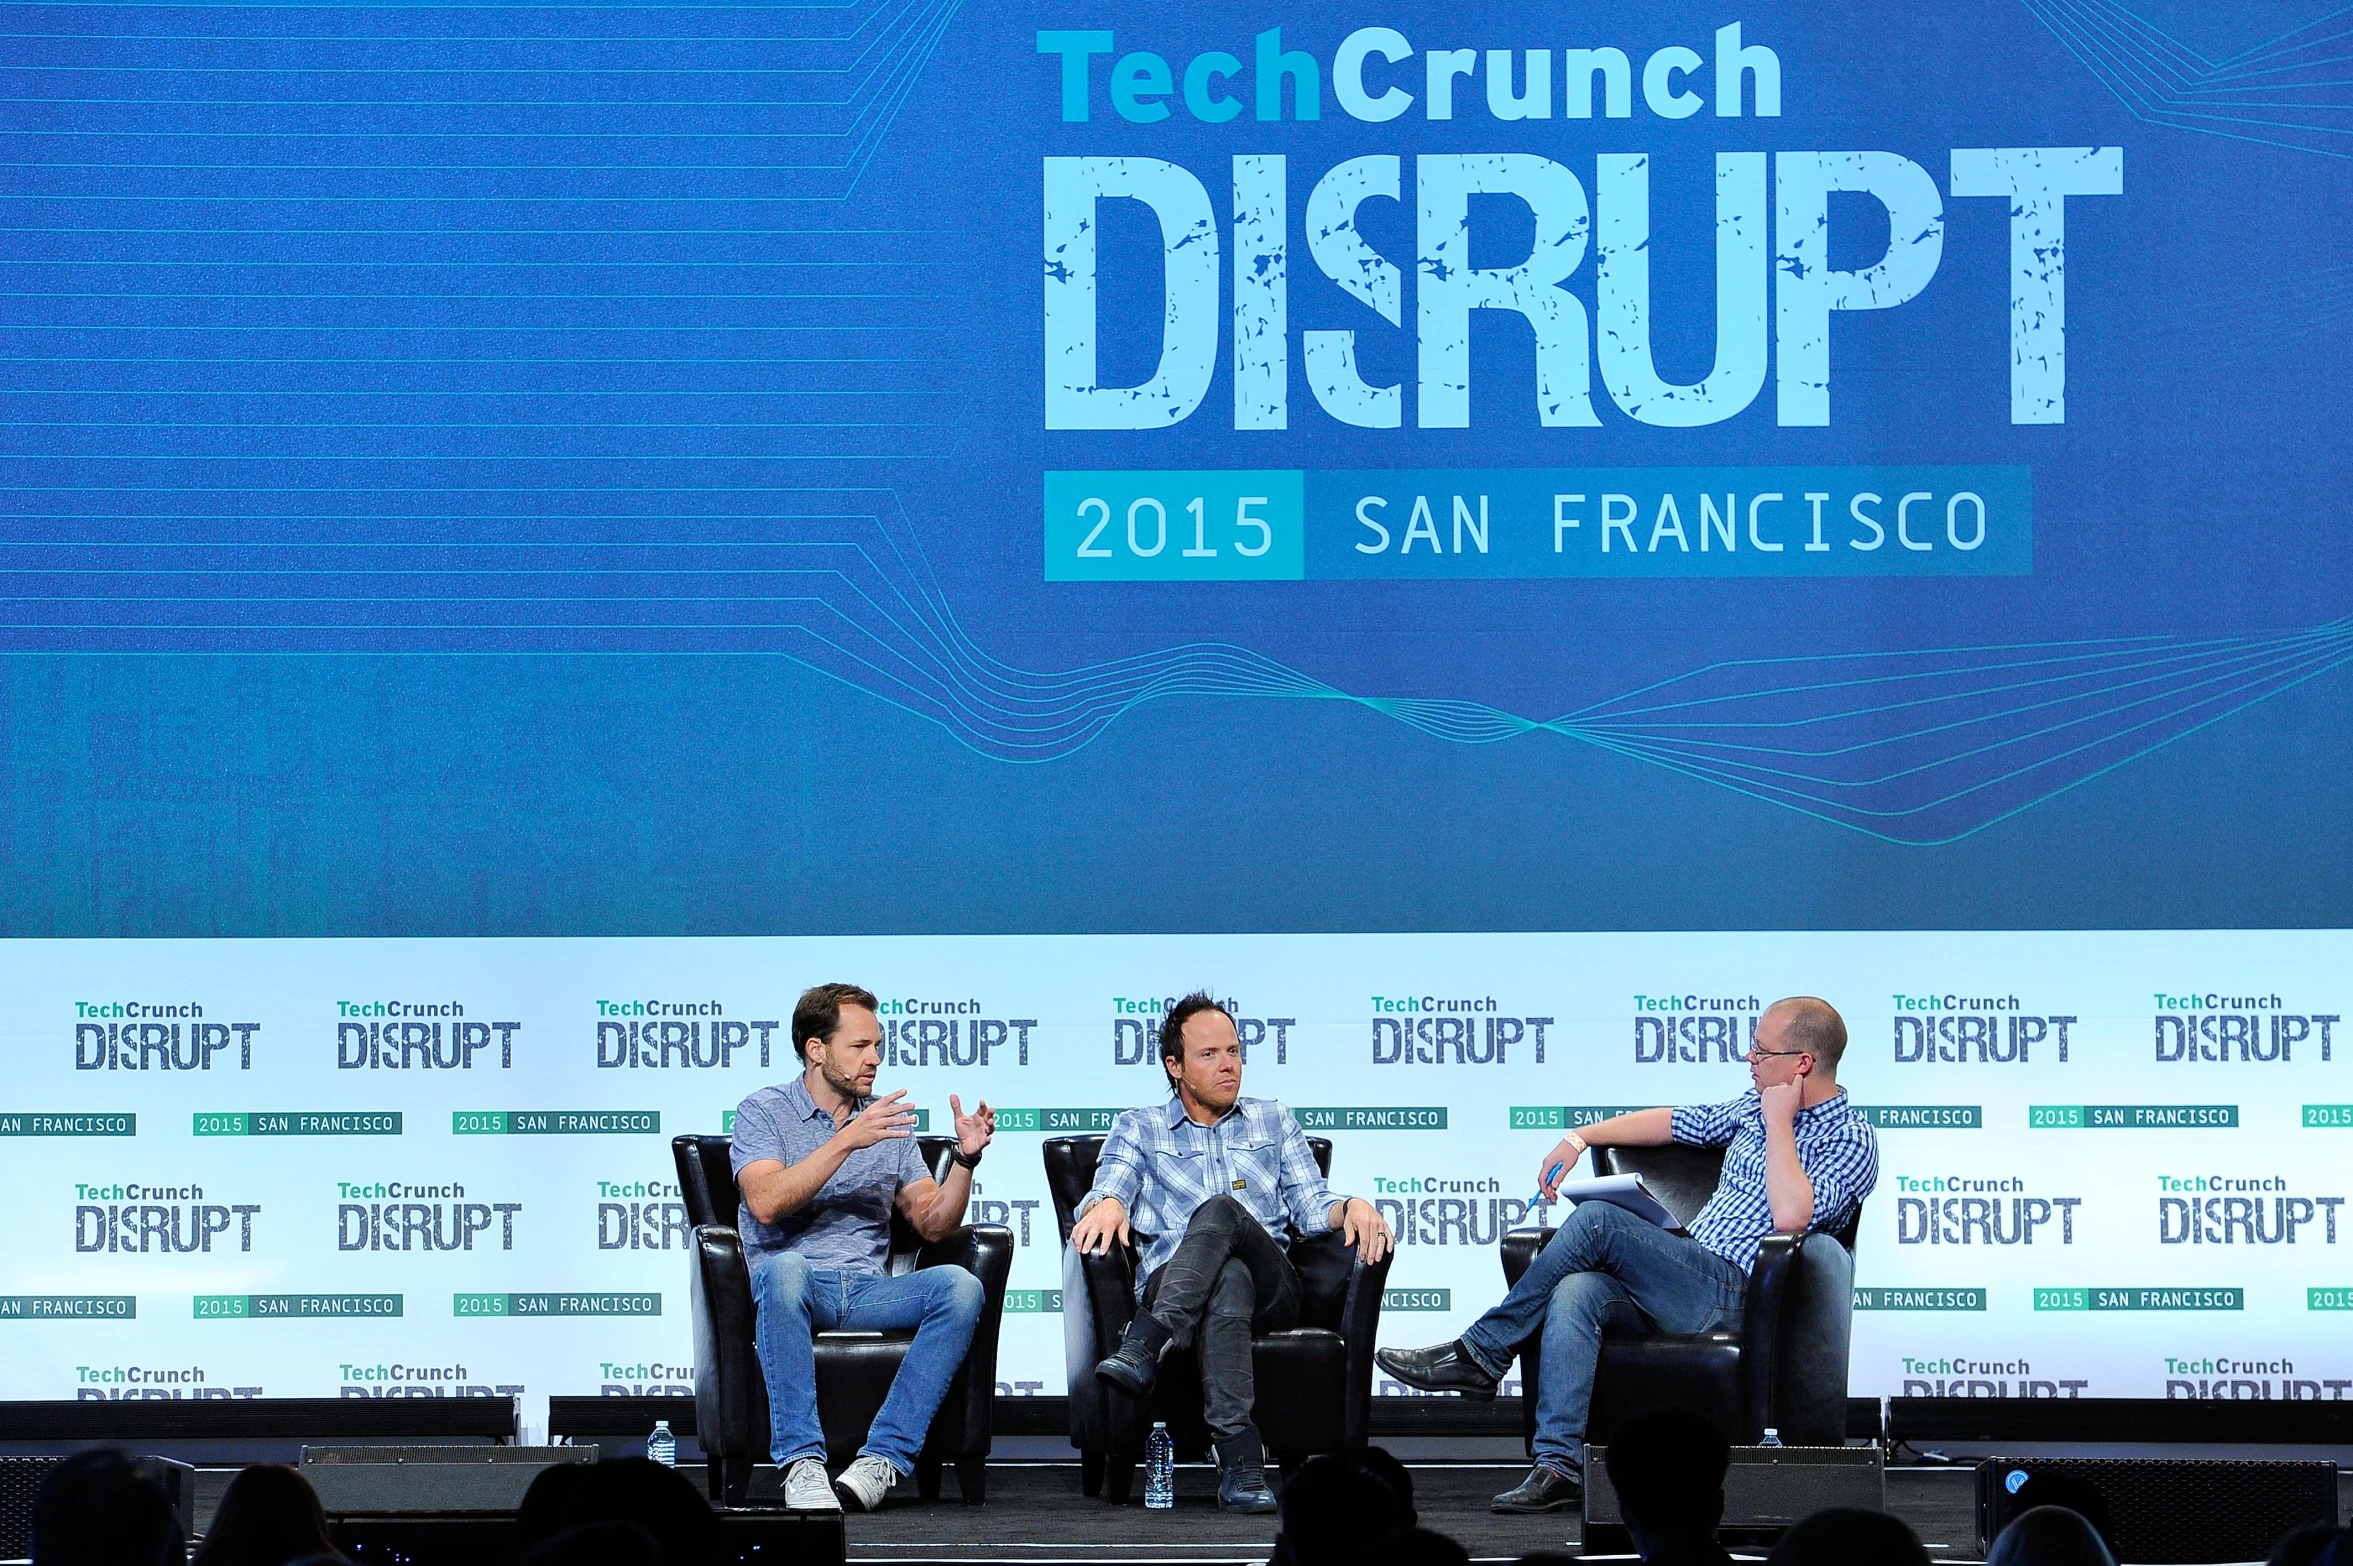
[838,1461,1988,1564]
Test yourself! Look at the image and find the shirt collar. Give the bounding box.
[1165,1096,1245,1132]
[1793,1086,1849,1123]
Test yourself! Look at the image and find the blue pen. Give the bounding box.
[1529,1160,1567,1207]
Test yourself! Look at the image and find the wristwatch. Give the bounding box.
[952,1144,983,1169]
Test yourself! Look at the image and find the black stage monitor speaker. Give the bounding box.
[0,1454,196,1558]
[1977,1456,2339,1564]
[1585,1445,1885,1550]
[302,1444,596,1515]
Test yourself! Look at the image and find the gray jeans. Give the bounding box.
[1139,1194,1303,1440]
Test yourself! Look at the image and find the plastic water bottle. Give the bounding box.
[1758,1426,1784,1448]
[1145,1421,1174,1510]
[647,1419,677,1467]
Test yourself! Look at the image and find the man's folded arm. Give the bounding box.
[1077,1111,1146,1220]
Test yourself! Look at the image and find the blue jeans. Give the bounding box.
[747,1248,985,1474]
[1458,1202,1748,1475]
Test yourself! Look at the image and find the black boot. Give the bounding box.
[1213,1429,1278,1514]
[1094,1311,1171,1398]
[1375,1340,1500,1399]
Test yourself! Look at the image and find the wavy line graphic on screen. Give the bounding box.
[2022,0,2353,158]
[12,494,2344,847]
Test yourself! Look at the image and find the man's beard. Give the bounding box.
[819,1057,869,1103]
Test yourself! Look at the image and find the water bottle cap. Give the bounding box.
[654,1420,670,1430]
[1152,1420,1167,1430]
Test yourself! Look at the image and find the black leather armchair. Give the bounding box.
[674,1133,1014,1506]
[1498,1143,1858,1450]
[1044,1133,1393,1504]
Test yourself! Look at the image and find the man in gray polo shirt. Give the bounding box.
[731,982,995,1512]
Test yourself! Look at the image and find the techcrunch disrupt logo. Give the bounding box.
[883,1012,1038,1068]
[2157,1175,2341,1245]
[598,1015,779,1070]
[2155,1011,2338,1063]
[75,1185,260,1252]
[2162,1355,2352,1401]
[1373,997,1552,1065]
[340,1362,521,1399]
[1895,1013,2076,1064]
[1111,998,1293,1065]
[76,1020,260,1072]
[1635,1004,1755,1064]
[1898,1358,2088,1398]
[599,1178,688,1251]
[601,1361,694,1397]
[76,1365,262,1400]
[1373,1184,1539,1248]
[337,1184,522,1251]
[340,1019,519,1071]
[1894,1176,2079,1245]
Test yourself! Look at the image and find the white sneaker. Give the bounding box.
[784,1457,841,1511]
[833,1453,898,1512]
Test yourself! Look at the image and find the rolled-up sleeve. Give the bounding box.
[1802,1122,1880,1232]
[1671,1092,1750,1148]
[1079,1109,1148,1218]
[1273,1107,1339,1237]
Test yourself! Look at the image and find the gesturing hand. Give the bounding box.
[1340,1197,1392,1263]
[951,1093,994,1156]
[1071,1197,1131,1257]
[837,1089,917,1150]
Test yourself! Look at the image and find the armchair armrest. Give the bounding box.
[688,1223,765,1462]
[914,1224,1014,1458]
[1337,1242,1397,1447]
[1501,1227,1553,1291]
[1736,1231,1809,1441]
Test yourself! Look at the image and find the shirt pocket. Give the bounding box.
[1224,1134,1283,1202]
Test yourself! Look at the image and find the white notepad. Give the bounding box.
[1553,1173,1679,1229]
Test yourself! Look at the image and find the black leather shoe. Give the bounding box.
[1213,1430,1279,1514]
[1375,1341,1499,1399]
[1491,1463,1581,1514]
[1094,1311,1171,1398]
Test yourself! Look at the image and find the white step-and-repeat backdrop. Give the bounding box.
[5,931,2348,1434]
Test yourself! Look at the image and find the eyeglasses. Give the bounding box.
[1748,1047,1812,1059]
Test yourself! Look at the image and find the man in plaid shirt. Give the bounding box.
[1072,991,1393,1513]
[1380,996,1877,1515]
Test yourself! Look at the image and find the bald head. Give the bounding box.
[1767,997,1847,1073]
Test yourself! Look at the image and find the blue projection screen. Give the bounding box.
[2,1,2353,1419]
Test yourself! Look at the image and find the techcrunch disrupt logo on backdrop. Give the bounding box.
[337,1182,521,1252]
[1372,1173,1538,1247]
[1894,1175,2080,1245]
[596,999,778,1070]
[1897,1357,2089,1398]
[1633,994,1758,1065]
[599,1178,690,1251]
[75,999,260,1072]
[1372,996,1552,1065]
[2157,1174,2342,1245]
[341,1362,521,1399]
[2162,1354,2353,1400]
[76,1183,259,1253]
[877,998,1039,1068]
[1112,995,1293,1065]
[76,1364,263,1400]
[2152,994,2339,1063]
[338,999,519,1070]
[1891,994,2077,1064]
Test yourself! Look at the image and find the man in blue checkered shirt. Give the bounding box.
[1380,997,1877,1516]
[1072,991,1393,1513]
